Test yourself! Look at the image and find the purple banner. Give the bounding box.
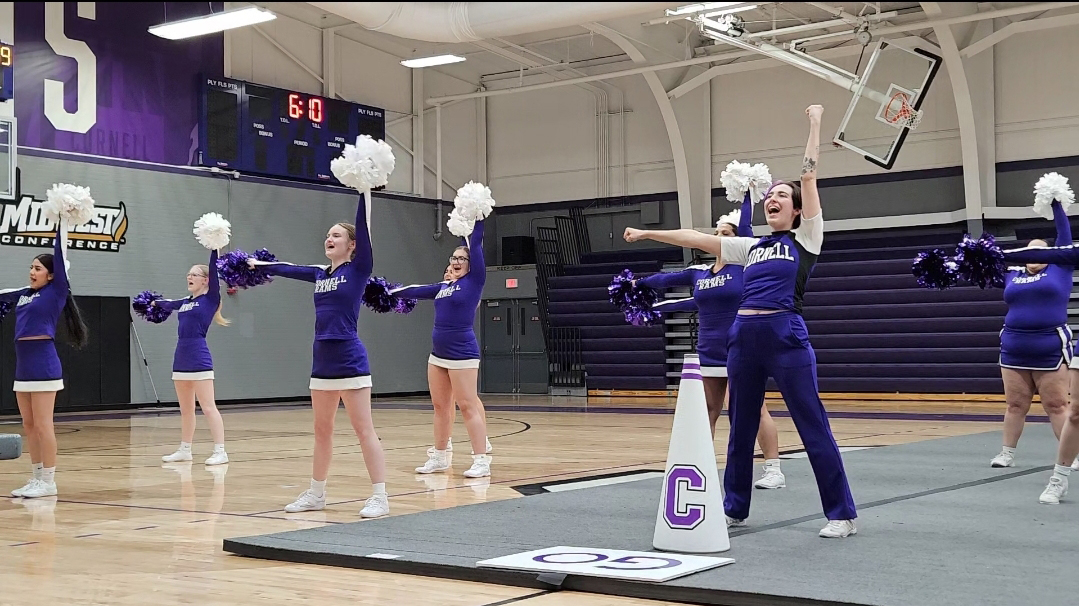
[14,2,224,165]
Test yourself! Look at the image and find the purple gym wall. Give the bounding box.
[13,2,224,165]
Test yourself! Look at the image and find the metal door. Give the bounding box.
[517,299,549,394]
[480,301,516,393]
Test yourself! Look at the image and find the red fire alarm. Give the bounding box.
[506,278,518,289]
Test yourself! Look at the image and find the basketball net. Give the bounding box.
[883,91,923,130]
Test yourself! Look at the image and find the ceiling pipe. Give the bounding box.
[307,2,682,43]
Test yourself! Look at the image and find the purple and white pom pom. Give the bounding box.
[362,277,401,314]
[44,183,96,226]
[330,135,396,190]
[393,297,417,314]
[624,307,662,327]
[0,300,12,322]
[608,269,660,312]
[955,233,1005,289]
[132,291,172,324]
[216,248,277,289]
[912,249,960,290]
[193,212,231,250]
[1033,172,1074,220]
[453,181,496,222]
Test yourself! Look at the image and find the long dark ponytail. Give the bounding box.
[34,253,89,349]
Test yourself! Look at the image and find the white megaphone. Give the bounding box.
[653,354,730,553]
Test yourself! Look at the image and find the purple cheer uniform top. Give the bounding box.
[997,200,1075,371]
[251,193,375,391]
[0,228,70,392]
[155,250,222,381]
[389,220,486,370]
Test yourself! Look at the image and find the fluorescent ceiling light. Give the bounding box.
[666,2,742,17]
[401,55,467,68]
[704,4,757,17]
[149,6,276,40]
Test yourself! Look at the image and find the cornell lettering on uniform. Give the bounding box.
[314,275,347,293]
[696,274,732,290]
[178,301,199,313]
[18,293,39,307]
[745,242,795,266]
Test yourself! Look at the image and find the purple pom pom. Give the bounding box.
[0,300,12,322]
[217,248,277,289]
[608,269,659,312]
[363,276,417,314]
[912,248,960,290]
[132,290,172,324]
[624,308,662,327]
[955,233,1005,289]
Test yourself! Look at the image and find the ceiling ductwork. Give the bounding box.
[307,2,683,43]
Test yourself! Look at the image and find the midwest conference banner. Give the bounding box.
[13,2,224,165]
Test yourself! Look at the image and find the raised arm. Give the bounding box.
[154,297,188,312]
[800,105,823,222]
[738,193,754,237]
[250,259,323,283]
[1054,201,1073,247]
[52,224,69,293]
[0,287,28,304]
[467,219,486,278]
[624,227,757,266]
[351,192,374,278]
[637,268,695,290]
[207,249,221,301]
[652,297,698,314]
[1002,243,1079,266]
[389,282,444,300]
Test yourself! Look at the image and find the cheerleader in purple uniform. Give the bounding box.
[155,249,230,466]
[2,226,88,499]
[644,195,786,489]
[247,193,389,517]
[390,220,493,478]
[626,106,857,538]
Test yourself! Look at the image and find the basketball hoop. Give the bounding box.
[882,91,922,130]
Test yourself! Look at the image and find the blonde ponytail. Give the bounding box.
[213,299,231,327]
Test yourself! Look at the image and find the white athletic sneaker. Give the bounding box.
[463,454,492,478]
[416,449,451,474]
[204,451,229,466]
[284,490,326,513]
[162,449,193,463]
[1039,476,1068,504]
[11,478,37,498]
[990,450,1014,468]
[725,516,746,528]
[754,466,786,489]
[819,520,857,538]
[360,494,389,518]
[20,479,58,499]
[1071,457,1079,471]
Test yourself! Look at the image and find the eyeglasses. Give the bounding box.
[449,255,470,263]
[187,272,206,278]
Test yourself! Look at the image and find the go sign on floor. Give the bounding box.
[477,546,734,582]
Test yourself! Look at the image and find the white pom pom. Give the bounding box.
[720,161,773,204]
[447,208,475,238]
[1033,172,1074,220]
[453,181,496,222]
[44,183,96,226]
[716,209,741,231]
[330,135,396,191]
[193,212,232,250]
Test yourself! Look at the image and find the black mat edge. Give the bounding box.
[221,538,871,606]
[511,469,666,495]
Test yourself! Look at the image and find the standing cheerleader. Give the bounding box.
[642,186,785,489]
[143,213,233,466]
[2,186,91,499]
[386,183,495,478]
[625,105,857,538]
[990,187,1073,470]
[247,192,388,516]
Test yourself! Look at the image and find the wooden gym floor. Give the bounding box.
[0,394,1035,606]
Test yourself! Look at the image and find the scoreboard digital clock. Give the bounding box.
[0,42,13,102]
[196,76,386,185]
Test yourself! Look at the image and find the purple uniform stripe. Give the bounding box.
[681,371,703,380]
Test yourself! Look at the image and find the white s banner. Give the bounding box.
[44,2,97,133]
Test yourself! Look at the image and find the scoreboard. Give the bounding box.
[197,76,386,185]
[0,42,13,102]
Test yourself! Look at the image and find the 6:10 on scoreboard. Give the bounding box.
[196,76,387,186]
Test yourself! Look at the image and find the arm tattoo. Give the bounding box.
[801,155,818,176]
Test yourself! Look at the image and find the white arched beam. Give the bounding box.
[584,22,697,230]
[921,2,986,233]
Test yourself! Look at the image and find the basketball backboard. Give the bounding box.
[834,40,942,170]
[0,116,14,200]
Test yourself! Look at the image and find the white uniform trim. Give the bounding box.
[718,237,758,266]
[701,366,728,378]
[172,371,215,381]
[249,259,328,271]
[13,379,64,392]
[794,211,824,255]
[310,376,372,391]
[429,355,480,370]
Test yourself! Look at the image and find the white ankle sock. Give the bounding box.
[179,442,192,452]
[41,467,55,484]
[372,482,386,496]
[1002,446,1016,455]
[213,443,225,453]
[32,462,43,479]
[1054,464,1073,478]
[764,459,781,469]
[310,479,326,497]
